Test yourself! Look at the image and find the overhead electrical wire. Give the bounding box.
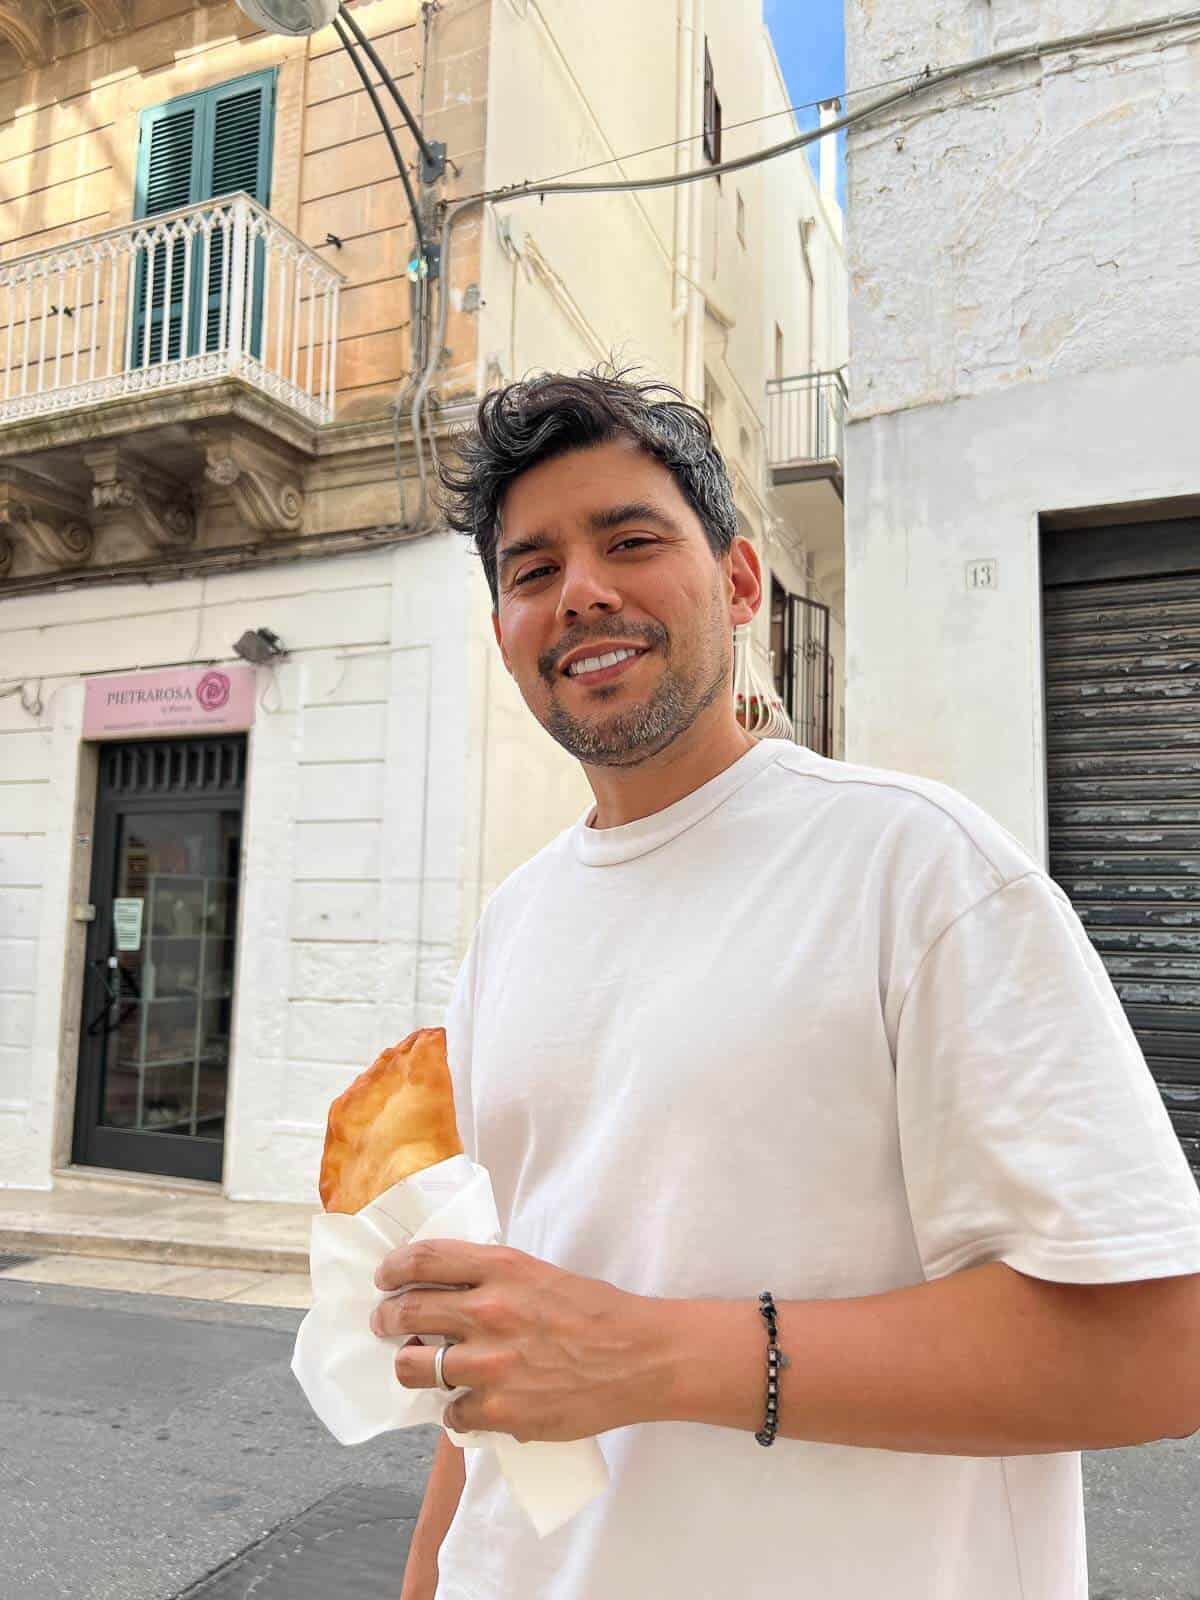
[452,7,1200,206]
[332,14,425,245]
[476,66,958,195]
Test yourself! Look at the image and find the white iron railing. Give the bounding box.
[0,193,342,428]
[766,370,847,470]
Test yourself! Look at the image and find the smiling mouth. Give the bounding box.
[561,647,650,686]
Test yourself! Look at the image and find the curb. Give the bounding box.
[0,1227,309,1275]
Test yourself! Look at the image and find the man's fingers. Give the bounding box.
[391,1339,472,1391]
[372,1286,478,1340]
[374,1238,511,1293]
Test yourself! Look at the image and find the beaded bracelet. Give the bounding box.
[755,1291,790,1446]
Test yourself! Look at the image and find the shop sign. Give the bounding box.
[83,664,257,739]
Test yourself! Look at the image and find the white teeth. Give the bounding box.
[567,647,641,677]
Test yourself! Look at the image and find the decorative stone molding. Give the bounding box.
[197,427,304,536]
[83,444,195,552]
[0,0,47,65]
[0,467,94,576]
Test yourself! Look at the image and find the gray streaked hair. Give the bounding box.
[437,364,739,606]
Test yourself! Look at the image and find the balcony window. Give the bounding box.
[0,71,340,431]
[133,71,276,367]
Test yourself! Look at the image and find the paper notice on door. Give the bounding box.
[113,898,144,952]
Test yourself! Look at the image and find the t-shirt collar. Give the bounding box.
[570,738,791,866]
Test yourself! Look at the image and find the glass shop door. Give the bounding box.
[73,737,246,1182]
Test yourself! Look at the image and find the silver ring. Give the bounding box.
[434,1340,457,1393]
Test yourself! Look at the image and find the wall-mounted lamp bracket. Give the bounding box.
[420,139,447,185]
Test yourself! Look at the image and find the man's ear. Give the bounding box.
[727,536,762,628]
[491,608,513,675]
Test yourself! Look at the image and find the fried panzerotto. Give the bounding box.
[319,1027,464,1214]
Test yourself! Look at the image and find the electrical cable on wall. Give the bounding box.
[454,7,1200,207]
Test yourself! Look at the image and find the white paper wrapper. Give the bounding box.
[290,1154,609,1538]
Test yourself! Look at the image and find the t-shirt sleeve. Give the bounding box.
[895,869,1200,1285]
[443,930,481,1166]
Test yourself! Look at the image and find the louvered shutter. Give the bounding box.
[201,77,276,358]
[132,72,275,365]
[132,99,203,364]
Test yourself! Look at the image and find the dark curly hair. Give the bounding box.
[437,365,739,607]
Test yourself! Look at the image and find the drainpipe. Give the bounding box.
[673,0,695,364]
[818,97,840,212]
[684,0,706,402]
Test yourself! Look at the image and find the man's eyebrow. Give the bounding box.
[587,501,678,533]
[495,533,552,577]
[495,503,678,580]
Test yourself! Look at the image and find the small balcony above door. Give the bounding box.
[766,370,846,500]
[766,370,846,617]
[0,194,343,589]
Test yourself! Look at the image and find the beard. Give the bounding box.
[536,594,731,768]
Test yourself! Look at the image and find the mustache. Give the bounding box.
[539,620,668,681]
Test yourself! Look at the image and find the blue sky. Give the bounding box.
[763,0,847,206]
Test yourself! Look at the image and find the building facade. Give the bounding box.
[843,0,1199,1176]
[0,0,846,1200]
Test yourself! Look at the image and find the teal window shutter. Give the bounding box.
[132,70,276,366]
[202,75,277,358]
[131,97,204,364]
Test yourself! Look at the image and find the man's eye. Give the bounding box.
[614,538,655,551]
[514,565,554,586]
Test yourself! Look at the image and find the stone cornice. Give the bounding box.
[0,377,319,467]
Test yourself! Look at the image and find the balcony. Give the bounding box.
[1,193,340,428]
[766,370,846,497]
[0,194,343,586]
[765,370,846,610]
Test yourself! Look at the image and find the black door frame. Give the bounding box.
[73,741,246,1182]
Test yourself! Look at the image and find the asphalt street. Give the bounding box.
[1,1275,1198,1599]
[0,1276,433,1599]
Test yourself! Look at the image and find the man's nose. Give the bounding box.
[556,556,622,621]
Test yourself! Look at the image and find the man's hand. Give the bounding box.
[371,1239,669,1442]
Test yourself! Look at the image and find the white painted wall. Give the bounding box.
[843,1,1200,850]
[0,535,475,1199]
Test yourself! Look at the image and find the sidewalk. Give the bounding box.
[0,1168,317,1309]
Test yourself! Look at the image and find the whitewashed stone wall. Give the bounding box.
[843,1,1200,848]
[0,533,481,1200]
[846,0,1200,418]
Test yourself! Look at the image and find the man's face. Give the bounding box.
[490,436,758,767]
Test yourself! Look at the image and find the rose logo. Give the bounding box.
[196,670,231,713]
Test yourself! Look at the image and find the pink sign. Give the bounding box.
[83,664,257,739]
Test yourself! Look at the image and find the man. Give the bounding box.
[375,368,1200,1599]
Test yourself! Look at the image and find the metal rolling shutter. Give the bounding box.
[1043,524,1200,1180]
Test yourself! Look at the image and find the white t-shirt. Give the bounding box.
[436,738,1200,1600]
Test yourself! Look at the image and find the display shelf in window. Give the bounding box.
[114,871,238,1136]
